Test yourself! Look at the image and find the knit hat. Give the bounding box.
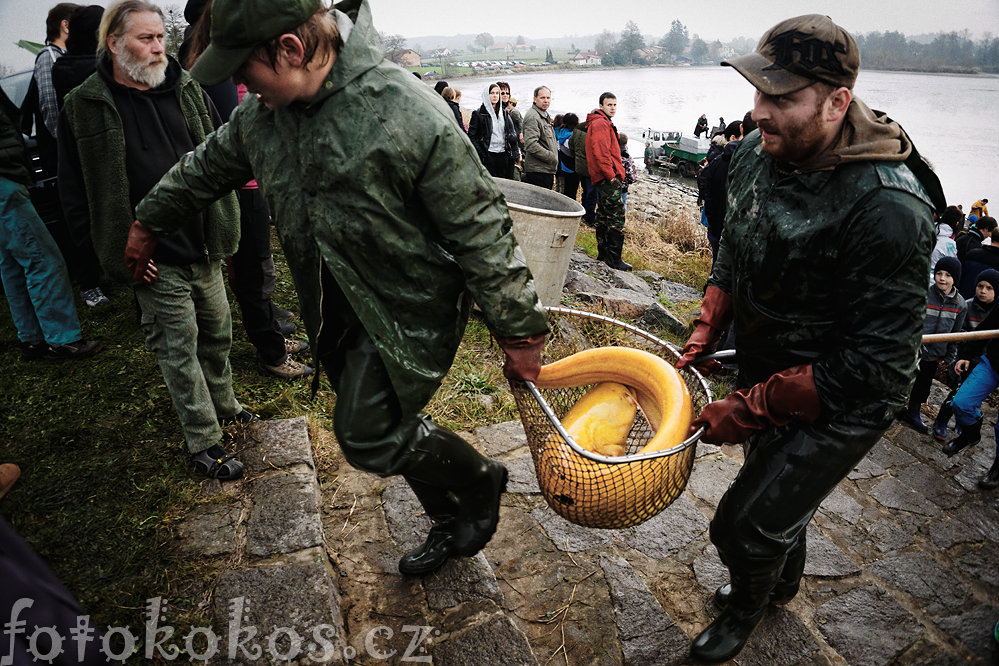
[722,14,860,95]
[976,268,999,294]
[934,256,962,284]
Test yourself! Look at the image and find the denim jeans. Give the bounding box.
[951,355,999,452]
[0,177,82,346]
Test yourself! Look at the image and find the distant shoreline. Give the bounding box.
[416,62,999,82]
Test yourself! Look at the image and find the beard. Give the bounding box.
[757,102,826,166]
[115,45,167,88]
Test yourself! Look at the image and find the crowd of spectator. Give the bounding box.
[893,199,999,489]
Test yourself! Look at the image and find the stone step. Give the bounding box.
[176,417,348,663]
[179,407,999,664]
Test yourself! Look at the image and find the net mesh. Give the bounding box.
[510,308,713,528]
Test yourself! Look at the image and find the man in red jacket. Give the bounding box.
[585,92,631,271]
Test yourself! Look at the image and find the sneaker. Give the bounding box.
[80,287,110,307]
[45,339,103,361]
[274,307,297,321]
[277,320,297,336]
[20,341,45,361]
[259,356,314,380]
[284,338,309,355]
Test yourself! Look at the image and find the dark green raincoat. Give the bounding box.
[136,0,547,415]
[709,126,942,427]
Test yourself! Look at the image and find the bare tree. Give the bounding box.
[378,31,407,55]
[594,30,618,54]
[475,32,494,50]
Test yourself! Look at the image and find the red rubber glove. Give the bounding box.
[498,334,547,382]
[124,220,159,284]
[692,364,822,444]
[675,285,732,374]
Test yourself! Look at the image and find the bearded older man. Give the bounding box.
[58,0,250,481]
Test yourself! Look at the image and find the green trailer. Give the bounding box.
[641,129,709,178]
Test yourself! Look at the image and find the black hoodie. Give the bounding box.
[98,56,211,265]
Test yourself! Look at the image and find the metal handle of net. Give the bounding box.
[510,307,714,528]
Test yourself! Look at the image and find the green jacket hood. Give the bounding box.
[327,0,382,94]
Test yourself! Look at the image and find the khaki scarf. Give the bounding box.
[796,97,911,172]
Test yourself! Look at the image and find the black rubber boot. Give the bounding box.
[402,417,508,558]
[896,405,929,434]
[943,418,982,456]
[604,227,633,271]
[691,568,780,663]
[979,458,999,490]
[714,539,806,610]
[398,478,459,576]
[595,226,609,263]
[932,397,954,442]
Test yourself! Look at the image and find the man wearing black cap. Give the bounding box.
[130,0,548,576]
[675,14,946,662]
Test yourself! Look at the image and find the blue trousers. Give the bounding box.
[951,355,999,454]
[0,177,82,346]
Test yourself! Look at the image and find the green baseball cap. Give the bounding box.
[191,0,323,86]
[722,14,860,96]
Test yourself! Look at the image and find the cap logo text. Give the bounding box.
[763,29,847,74]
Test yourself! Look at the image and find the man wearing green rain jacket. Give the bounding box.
[129,0,549,576]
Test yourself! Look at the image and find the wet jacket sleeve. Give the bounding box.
[811,189,933,414]
[413,129,547,339]
[135,116,253,234]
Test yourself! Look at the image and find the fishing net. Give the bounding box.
[510,308,713,528]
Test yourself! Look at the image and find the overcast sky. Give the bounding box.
[2,0,997,71]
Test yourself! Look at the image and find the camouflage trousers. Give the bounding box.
[595,179,625,231]
[134,259,242,454]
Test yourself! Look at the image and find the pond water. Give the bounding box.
[454,66,998,211]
